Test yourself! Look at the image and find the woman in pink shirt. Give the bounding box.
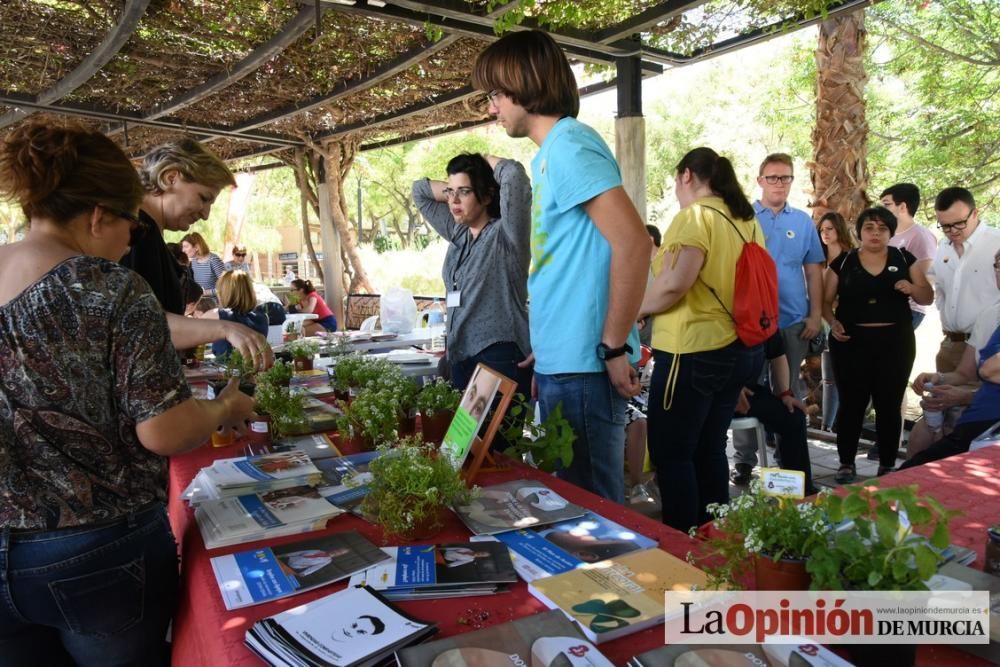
[291,279,337,335]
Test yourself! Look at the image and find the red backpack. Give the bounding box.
[702,206,779,347]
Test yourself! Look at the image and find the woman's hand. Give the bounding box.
[894,279,916,296]
[911,371,937,394]
[830,319,850,342]
[217,378,256,436]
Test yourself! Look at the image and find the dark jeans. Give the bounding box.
[450,341,531,400]
[648,340,764,532]
[744,383,815,492]
[899,419,997,469]
[0,504,178,667]
[830,324,915,468]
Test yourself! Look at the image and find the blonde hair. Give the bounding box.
[759,152,794,176]
[139,137,235,194]
[217,270,256,314]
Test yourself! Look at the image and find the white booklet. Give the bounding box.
[194,484,342,550]
[244,585,436,667]
[207,449,321,490]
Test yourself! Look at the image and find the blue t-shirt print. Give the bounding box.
[528,117,640,374]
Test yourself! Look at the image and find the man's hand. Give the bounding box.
[924,384,972,409]
[735,387,753,415]
[800,315,822,340]
[517,353,537,400]
[911,371,937,394]
[605,355,641,398]
[221,321,274,371]
[780,393,807,413]
[217,378,255,436]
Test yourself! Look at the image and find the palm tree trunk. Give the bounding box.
[811,10,871,227]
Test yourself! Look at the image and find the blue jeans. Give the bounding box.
[911,310,925,330]
[648,341,764,531]
[535,371,627,504]
[0,504,178,666]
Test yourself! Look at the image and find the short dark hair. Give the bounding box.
[446,153,500,219]
[935,187,976,212]
[676,147,755,221]
[358,615,385,635]
[855,206,897,239]
[645,224,661,248]
[472,30,579,118]
[879,183,920,217]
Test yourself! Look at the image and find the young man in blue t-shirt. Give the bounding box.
[472,30,651,503]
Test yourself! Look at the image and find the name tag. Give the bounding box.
[446,291,461,308]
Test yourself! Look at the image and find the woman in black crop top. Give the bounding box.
[822,207,933,481]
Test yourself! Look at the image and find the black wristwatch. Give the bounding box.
[596,342,633,361]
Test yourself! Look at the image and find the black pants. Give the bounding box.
[898,419,997,469]
[830,323,915,467]
[745,383,815,492]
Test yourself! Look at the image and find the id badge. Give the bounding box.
[446,290,461,308]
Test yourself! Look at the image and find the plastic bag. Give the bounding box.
[380,287,417,334]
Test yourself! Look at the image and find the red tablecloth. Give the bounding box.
[168,441,1000,667]
[167,442,701,666]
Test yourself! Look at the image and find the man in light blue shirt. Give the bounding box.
[473,30,650,503]
[753,153,825,399]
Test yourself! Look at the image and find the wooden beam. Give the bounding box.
[0,0,153,129]
[595,0,703,43]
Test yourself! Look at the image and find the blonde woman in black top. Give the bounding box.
[822,207,933,481]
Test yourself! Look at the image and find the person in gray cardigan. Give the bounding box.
[412,153,532,398]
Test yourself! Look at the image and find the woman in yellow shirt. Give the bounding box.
[638,147,766,531]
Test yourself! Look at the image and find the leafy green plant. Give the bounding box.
[501,394,575,473]
[219,349,257,380]
[695,482,830,590]
[808,483,957,591]
[356,437,474,539]
[415,378,461,417]
[286,338,319,360]
[336,388,405,447]
[330,355,401,393]
[258,359,293,386]
[253,379,307,439]
[284,320,298,333]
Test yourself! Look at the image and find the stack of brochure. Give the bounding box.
[182,449,323,504]
[495,511,658,582]
[348,542,517,600]
[451,479,586,536]
[210,531,390,610]
[315,451,381,513]
[244,585,436,667]
[194,484,343,549]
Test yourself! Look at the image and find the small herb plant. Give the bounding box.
[259,359,293,386]
[416,378,462,417]
[357,437,474,539]
[336,388,403,447]
[501,394,575,473]
[284,320,298,333]
[253,379,307,438]
[287,338,319,360]
[808,482,956,591]
[695,482,829,589]
[219,349,257,380]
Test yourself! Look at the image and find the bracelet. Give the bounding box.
[779,389,794,399]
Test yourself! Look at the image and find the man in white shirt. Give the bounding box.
[932,187,1000,373]
[881,183,937,329]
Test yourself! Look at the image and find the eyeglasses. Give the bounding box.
[484,89,503,105]
[938,212,973,233]
[762,175,794,185]
[442,187,475,200]
[234,253,246,257]
[100,205,141,231]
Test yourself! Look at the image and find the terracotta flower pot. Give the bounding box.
[753,554,810,590]
[293,357,313,372]
[334,429,372,454]
[420,410,454,445]
[248,414,273,447]
[398,414,418,437]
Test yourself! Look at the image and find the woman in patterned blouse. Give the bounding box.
[0,122,255,664]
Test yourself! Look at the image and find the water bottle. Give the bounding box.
[427,297,445,326]
[922,382,944,432]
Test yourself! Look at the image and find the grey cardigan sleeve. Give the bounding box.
[493,159,532,261]
[412,178,458,242]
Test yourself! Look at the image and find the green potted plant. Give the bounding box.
[258,359,293,388]
[368,372,419,435]
[808,482,956,666]
[695,481,829,590]
[211,350,257,398]
[343,388,408,447]
[356,437,474,541]
[284,320,299,342]
[501,394,576,473]
[252,379,308,441]
[287,338,320,371]
[415,378,461,444]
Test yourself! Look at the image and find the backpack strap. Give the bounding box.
[696,205,753,319]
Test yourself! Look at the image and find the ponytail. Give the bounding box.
[291,278,315,294]
[675,147,755,221]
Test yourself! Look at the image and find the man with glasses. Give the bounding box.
[931,187,1000,376]
[225,246,252,273]
[472,30,650,504]
[752,153,825,400]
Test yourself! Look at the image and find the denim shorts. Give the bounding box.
[0,503,178,666]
